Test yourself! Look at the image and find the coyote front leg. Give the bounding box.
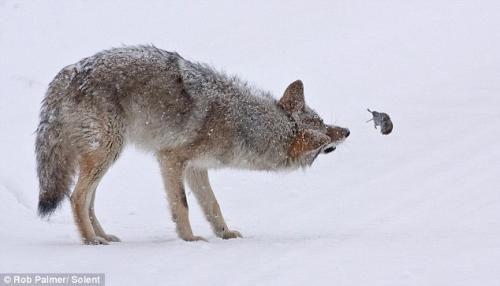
[185,167,242,239]
[158,153,206,242]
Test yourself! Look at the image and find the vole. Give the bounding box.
[367,109,393,135]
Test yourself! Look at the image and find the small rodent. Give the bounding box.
[367,109,393,135]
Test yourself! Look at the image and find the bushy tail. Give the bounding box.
[35,98,74,217]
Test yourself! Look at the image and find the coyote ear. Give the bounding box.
[289,129,330,158]
[279,80,305,113]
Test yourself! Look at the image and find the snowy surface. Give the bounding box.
[1,1,499,285]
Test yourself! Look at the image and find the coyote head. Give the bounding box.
[278,80,350,162]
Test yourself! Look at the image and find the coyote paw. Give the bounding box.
[105,234,121,242]
[221,230,243,240]
[182,235,208,242]
[84,236,109,245]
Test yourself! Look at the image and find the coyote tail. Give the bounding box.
[35,92,74,217]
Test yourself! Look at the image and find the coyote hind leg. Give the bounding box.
[71,141,122,245]
[89,191,121,242]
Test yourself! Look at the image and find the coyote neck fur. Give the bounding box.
[178,59,304,170]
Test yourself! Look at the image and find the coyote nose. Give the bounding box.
[344,129,350,138]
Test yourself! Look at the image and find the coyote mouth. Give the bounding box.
[322,135,348,154]
[322,142,338,154]
[323,146,336,154]
[309,141,338,164]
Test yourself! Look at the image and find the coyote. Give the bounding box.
[35,46,350,244]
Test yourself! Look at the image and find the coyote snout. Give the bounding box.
[328,126,351,142]
[321,127,349,154]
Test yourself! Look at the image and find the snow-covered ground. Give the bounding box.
[1,1,499,285]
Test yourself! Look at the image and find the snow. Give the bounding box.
[1,0,499,285]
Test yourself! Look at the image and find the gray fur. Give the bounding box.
[35,45,349,242]
[36,68,77,216]
[367,108,393,135]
